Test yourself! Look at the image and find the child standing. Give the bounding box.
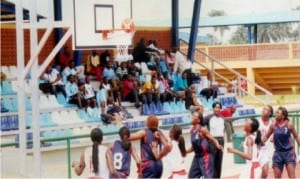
[106,126,141,178]
[162,125,187,179]
[227,118,262,179]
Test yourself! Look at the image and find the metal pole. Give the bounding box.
[29,0,41,177]
[15,0,27,176]
[171,0,179,47]
[187,0,202,63]
[67,139,71,179]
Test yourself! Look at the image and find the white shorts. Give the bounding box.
[259,148,272,167]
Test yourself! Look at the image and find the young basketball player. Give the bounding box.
[258,105,274,178]
[262,106,300,178]
[162,124,187,179]
[187,112,223,178]
[129,115,171,178]
[227,118,262,178]
[106,126,141,178]
[72,128,109,178]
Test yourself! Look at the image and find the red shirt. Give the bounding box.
[220,108,234,118]
[122,79,134,97]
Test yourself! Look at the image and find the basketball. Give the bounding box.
[121,18,135,33]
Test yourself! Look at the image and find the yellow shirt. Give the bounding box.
[141,81,159,93]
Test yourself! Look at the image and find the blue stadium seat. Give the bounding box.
[1,116,11,131]
[141,103,151,115]
[26,114,32,129]
[25,96,32,111]
[1,81,16,95]
[10,115,19,130]
[163,102,171,113]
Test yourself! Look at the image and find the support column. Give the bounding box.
[187,0,202,63]
[15,0,27,176]
[54,0,63,64]
[171,0,179,47]
[247,67,255,95]
[253,24,257,44]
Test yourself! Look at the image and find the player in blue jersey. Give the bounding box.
[106,126,141,178]
[262,106,300,178]
[129,115,171,178]
[187,112,223,178]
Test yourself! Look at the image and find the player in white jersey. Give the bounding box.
[258,105,273,178]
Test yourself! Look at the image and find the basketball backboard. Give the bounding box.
[73,0,134,50]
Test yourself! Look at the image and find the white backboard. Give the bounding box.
[73,0,133,50]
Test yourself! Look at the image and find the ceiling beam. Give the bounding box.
[254,73,272,92]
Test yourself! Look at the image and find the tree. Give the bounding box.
[229,26,247,44]
[208,10,230,44]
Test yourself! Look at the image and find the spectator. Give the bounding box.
[116,62,128,79]
[140,75,160,105]
[122,74,141,108]
[132,38,147,63]
[173,72,188,99]
[72,128,109,178]
[172,46,193,86]
[86,50,102,81]
[100,50,111,68]
[62,61,81,84]
[65,75,86,108]
[158,72,178,103]
[102,61,117,80]
[184,84,204,114]
[58,46,72,71]
[200,72,219,100]
[240,78,247,96]
[220,105,237,142]
[39,65,66,97]
[165,49,175,70]
[84,76,97,109]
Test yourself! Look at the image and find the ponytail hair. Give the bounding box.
[249,118,261,146]
[119,126,131,151]
[171,125,186,157]
[90,128,103,174]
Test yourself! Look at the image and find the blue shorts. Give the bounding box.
[188,154,214,178]
[272,150,296,172]
[141,160,163,178]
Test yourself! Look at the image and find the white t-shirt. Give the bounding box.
[84,83,95,99]
[173,51,192,73]
[83,145,109,178]
[163,140,187,178]
[43,68,64,85]
[209,116,225,137]
[258,119,273,166]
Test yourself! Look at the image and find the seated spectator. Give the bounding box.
[65,75,87,109]
[96,80,109,109]
[116,61,128,79]
[100,50,111,68]
[84,76,97,109]
[121,74,141,108]
[127,61,141,77]
[39,65,66,97]
[86,50,102,81]
[58,46,72,71]
[173,72,188,99]
[200,72,219,100]
[220,105,237,142]
[165,49,175,70]
[109,78,122,106]
[158,72,178,103]
[103,61,117,80]
[185,84,204,114]
[62,61,81,84]
[132,38,148,63]
[100,97,123,124]
[140,75,160,105]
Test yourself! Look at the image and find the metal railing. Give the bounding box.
[1,110,300,178]
[179,39,273,105]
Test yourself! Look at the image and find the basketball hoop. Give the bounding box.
[101,18,135,40]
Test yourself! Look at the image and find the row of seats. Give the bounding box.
[141,101,190,116]
[218,95,240,108]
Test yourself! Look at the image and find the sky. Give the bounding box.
[10,0,300,43]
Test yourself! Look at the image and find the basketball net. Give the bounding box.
[116,45,133,63]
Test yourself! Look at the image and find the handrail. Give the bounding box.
[179,39,273,104]
[1,110,300,178]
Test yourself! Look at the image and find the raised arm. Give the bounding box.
[129,129,146,141]
[151,131,171,160]
[262,123,275,144]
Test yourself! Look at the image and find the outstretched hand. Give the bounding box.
[227,147,234,153]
